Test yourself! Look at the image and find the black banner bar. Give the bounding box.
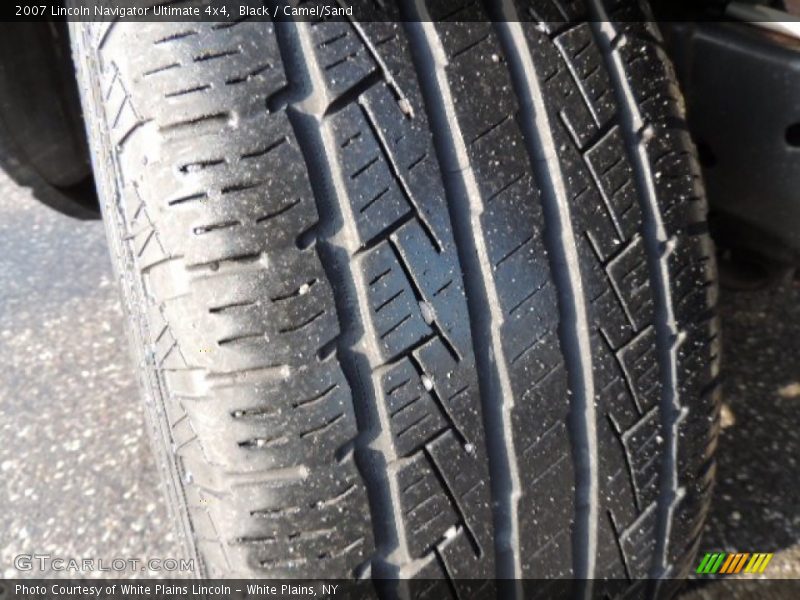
[3,0,800,23]
[3,579,800,600]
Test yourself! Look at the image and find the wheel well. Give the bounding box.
[0,20,99,218]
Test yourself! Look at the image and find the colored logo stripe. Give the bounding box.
[697,552,774,574]
[719,553,735,574]
[696,553,726,574]
[744,553,774,574]
[711,553,725,573]
[720,553,749,574]
[733,553,750,573]
[696,553,714,574]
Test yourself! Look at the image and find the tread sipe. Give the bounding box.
[70,0,720,594]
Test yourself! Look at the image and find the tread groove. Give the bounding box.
[401,11,522,584]
[493,12,599,587]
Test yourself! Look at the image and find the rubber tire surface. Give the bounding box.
[70,0,720,593]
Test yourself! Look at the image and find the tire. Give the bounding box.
[70,0,720,592]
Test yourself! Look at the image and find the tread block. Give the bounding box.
[620,408,663,511]
[397,452,459,559]
[605,234,655,333]
[553,22,616,135]
[332,102,413,246]
[617,325,662,414]
[362,241,433,359]
[426,431,493,554]
[381,359,448,458]
[584,125,642,245]
[414,336,483,441]
[392,220,470,353]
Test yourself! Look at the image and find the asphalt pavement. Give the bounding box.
[0,173,182,579]
[0,170,797,590]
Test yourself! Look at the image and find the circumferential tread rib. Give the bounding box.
[268,9,503,589]
[79,17,380,579]
[492,8,599,588]
[586,7,681,585]
[401,5,522,585]
[271,17,408,582]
